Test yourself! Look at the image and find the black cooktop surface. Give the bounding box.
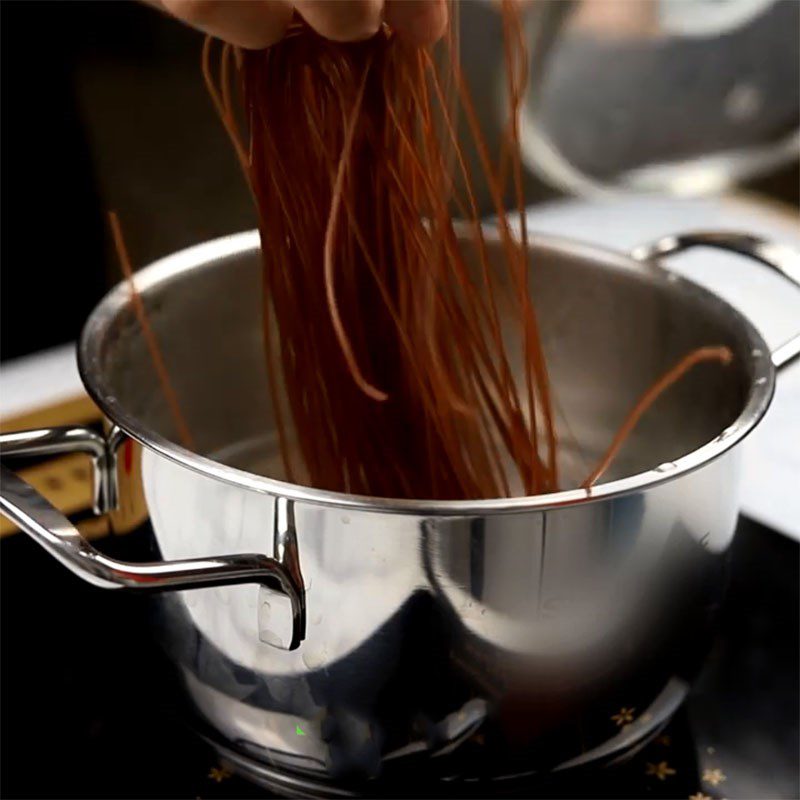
[1,517,797,799]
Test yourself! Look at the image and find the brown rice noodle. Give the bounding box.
[112,1,732,499]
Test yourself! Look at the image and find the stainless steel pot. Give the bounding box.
[2,228,799,795]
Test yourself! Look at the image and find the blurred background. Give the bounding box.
[1,0,798,362]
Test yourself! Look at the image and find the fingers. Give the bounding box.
[293,0,383,42]
[156,0,449,48]
[385,0,448,45]
[159,0,293,49]
[294,0,448,44]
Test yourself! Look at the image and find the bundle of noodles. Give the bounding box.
[199,1,566,500]
[190,0,733,500]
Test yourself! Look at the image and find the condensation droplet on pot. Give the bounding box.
[259,629,284,648]
[754,376,767,386]
[341,515,350,525]
[654,461,677,473]
[725,82,762,123]
[312,612,323,626]
[752,348,763,358]
[302,646,328,670]
[257,595,286,648]
[258,597,272,629]
[269,676,292,704]
[716,424,738,441]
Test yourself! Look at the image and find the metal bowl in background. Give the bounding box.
[519,0,800,197]
[1,229,799,796]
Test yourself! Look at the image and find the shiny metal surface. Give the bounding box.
[0,426,113,514]
[630,230,800,369]
[2,227,798,791]
[77,226,774,512]
[0,430,305,650]
[135,437,738,786]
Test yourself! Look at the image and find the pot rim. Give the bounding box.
[79,227,775,515]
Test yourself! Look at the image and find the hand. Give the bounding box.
[151,0,448,49]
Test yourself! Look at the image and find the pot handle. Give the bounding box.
[0,426,305,650]
[630,231,800,371]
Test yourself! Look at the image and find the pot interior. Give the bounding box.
[82,231,763,495]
